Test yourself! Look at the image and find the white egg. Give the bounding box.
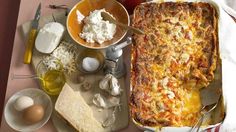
[82,57,100,72]
[14,96,34,111]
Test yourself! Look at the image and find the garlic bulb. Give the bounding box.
[99,74,121,96]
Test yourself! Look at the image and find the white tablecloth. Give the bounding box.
[212,0,236,132]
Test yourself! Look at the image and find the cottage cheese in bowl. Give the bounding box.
[67,0,130,49]
[79,9,117,44]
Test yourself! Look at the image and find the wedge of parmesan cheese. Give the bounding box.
[55,83,104,132]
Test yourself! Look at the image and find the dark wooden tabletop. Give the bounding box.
[0,0,21,125]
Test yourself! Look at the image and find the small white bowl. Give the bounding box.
[4,88,53,132]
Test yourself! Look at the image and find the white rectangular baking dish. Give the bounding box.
[130,0,225,131]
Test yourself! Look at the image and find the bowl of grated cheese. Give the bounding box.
[67,0,130,49]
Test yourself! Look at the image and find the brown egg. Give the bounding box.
[23,104,45,124]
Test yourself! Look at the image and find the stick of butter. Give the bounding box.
[35,22,65,54]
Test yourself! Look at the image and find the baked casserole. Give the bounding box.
[130,2,218,127]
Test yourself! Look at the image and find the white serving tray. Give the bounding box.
[131,0,225,131]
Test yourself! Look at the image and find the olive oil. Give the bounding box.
[41,70,66,96]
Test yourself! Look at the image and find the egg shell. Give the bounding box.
[14,96,34,111]
[23,104,45,124]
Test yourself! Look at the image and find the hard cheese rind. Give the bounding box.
[55,83,104,132]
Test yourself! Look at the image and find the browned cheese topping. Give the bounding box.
[130,2,218,127]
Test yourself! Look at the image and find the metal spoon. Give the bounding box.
[101,12,145,35]
[190,63,222,132]
[190,95,221,132]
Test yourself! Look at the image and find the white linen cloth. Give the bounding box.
[211,0,236,132]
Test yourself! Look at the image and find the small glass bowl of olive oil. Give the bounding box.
[36,58,66,96]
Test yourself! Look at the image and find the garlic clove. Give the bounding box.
[110,75,121,96]
[99,74,112,91]
[111,87,120,96]
[107,97,120,108]
[92,94,107,108]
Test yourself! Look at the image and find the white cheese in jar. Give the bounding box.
[82,57,100,72]
[79,9,116,44]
